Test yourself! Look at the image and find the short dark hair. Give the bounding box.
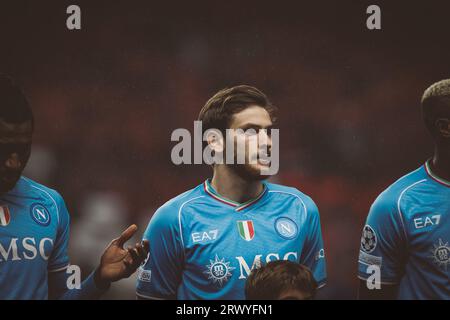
[198,85,277,134]
[421,79,450,134]
[0,74,33,126]
[245,260,318,300]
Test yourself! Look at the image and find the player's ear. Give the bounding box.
[435,118,450,138]
[204,129,225,153]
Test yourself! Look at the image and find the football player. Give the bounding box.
[358,79,450,299]
[137,85,326,299]
[0,75,149,299]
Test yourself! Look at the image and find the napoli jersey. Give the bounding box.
[0,177,70,299]
[358,160,450,299]
[137,180,326,300]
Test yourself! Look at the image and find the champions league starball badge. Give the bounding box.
[361,225,377,253]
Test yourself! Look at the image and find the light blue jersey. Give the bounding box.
[358,160,450,299]
[137,180,327,300]
[0,176,70,299]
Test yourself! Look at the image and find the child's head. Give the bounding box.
[245,260,318,300]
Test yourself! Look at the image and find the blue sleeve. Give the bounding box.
[136,204,184,299]
[299,197,327,287]
[48,191,70,272]
[48,269,109,300]
[358,191,407,284]
[46,190,109,299]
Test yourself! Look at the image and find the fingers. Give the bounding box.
[122,256,134,277]
[142,240,150,253]
[136,242,148,258]
[128,245,140,263]
[123,242,149,274]
[120,245,139,277]
[114,224,138,247]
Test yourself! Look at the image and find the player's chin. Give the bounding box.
[239,163,273,181]
[0,179,18,194]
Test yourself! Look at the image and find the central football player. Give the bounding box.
[137,85,326,299]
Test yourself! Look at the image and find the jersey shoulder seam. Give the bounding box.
[176,195,206,249]
[20,177,61,225]
[267,190,308,217]
[395,178,427,243]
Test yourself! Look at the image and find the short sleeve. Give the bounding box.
[48,191,70,272]
[136,204,184,299]
[299,197,327,287]
[358,191,407,284]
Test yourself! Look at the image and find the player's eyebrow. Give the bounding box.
[236,123,273,130]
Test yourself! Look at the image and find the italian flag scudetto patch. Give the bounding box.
[237,220,255,241]
[0,206,11,226]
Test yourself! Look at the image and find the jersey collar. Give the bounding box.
[203,179,268,212]
[424,159,450,187]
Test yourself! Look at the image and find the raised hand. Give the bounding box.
[95,224,150,287]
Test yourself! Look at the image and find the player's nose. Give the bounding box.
[258,129,272,147]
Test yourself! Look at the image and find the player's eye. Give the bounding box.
[243,128,259,136]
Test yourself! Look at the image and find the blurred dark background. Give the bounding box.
[1,0,449,299]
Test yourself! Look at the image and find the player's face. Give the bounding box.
[435,117,450,141]
[433,100,450,142]
[0,119,33,194]
[226,105,273,181]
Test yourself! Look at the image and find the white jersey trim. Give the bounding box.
[396,178,427,243]
[48,264,70,273]
[136,292,166,300]
[23,177,61,225]
[267,190,308,218]
[357,275,398,285]
[178,196,206,248]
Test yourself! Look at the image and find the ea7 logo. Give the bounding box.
[191,229,219,243]
[414,215,441,229]
[236,252,298,279]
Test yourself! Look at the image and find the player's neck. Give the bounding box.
[210,167,264,204]
[431,146,450,182]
